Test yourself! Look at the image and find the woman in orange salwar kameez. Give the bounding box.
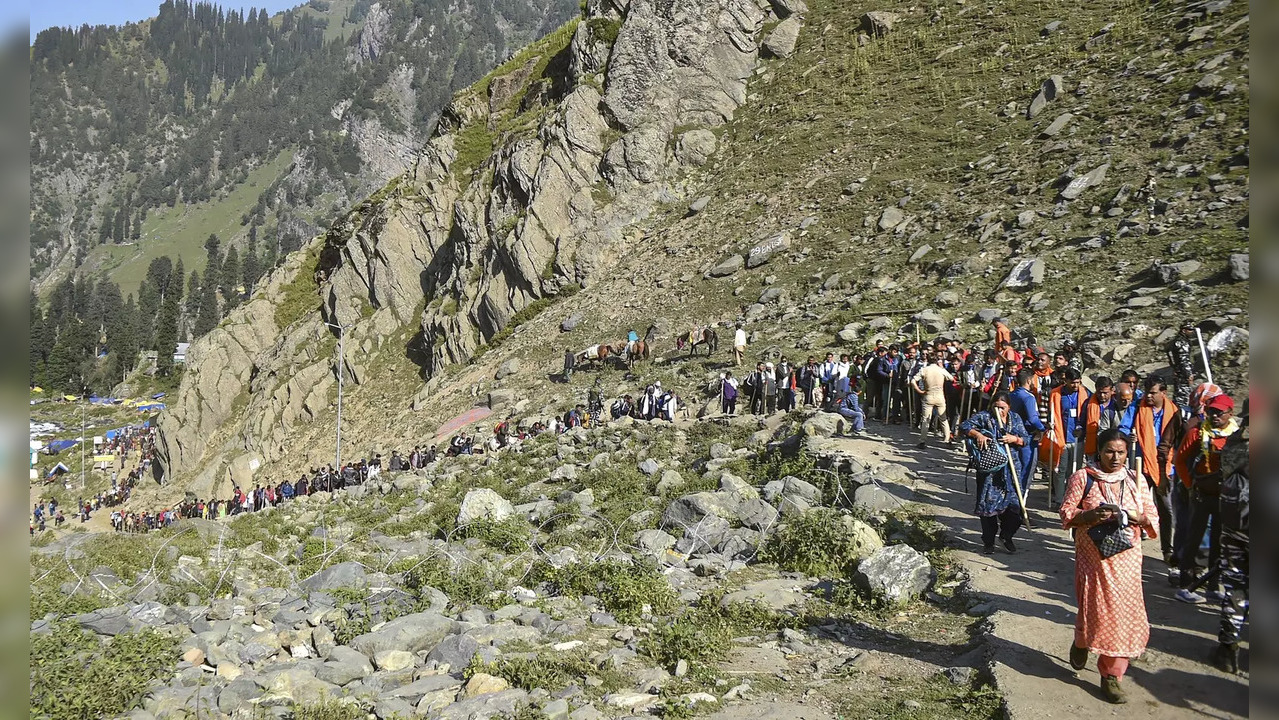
[1060,429,1159,704]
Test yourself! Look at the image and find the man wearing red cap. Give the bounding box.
[1172,393,1241,602]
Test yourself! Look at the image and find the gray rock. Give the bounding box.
[852,484,905,514]
[688,196,712,214]
[878,206,904,231]
[1157,259,1201,283]
[802,412,846,437]
[771,0,809,18]
[495,358,521,380]
[855,545,935,605]
[543,698,571,720]
[1229,253,1249,281]
[746,233,791,268]
[656,470,685,494]
[934,290,960,308]
[861,11,898,36]
[264,666,340,704]
[1060,163,1110,200]
[1207,326,1248,354]
[976,308,1003,324]
[908,244,932,264]
[720,578,810,611]
[737,499,780,531]
[387,673,465,703]
[300,561,367,592]
[709,254,745,278]
[432,689,530,720]
[1002,258,1045,289]
[315,646,374,686]
[1027,75,1064,119]
[709,443,734,459]
[676,130,718,167]
[457,489,515,525]
[763,16,802,58]
[638,458,661,475]
[634,529,678,556]
[218,677,262,714]
[427,633,479,671]
[349,611,456,658]
[1040,112,1074,138]
[561,314,584,332]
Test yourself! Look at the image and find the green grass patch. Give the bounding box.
[532,558,677,623]
[30,621,177,720]
[273,240,323,330]
[760,508,877,578]
[465,650,627,695]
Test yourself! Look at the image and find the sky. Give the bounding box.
[28,0,303,41]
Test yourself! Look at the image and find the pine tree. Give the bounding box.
[173,257,186,301]
[155,295,180,377]
[185,270,202,338]
[244,229,261,295]
[221,246,242,311]
[194,265,220,337]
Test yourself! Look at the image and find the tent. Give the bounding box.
[45,439,79,454]
[135,403,165,412]
[45,462,70,479]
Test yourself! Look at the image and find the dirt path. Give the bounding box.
[821,423,1248,718]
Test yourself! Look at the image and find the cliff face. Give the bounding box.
[155,0,782,490]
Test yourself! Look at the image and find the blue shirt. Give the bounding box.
[1060,390,1087,440]
[1117,402,1138,435]
[1010,388,1046,433]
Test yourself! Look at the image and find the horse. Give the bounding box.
[614,325,658,370]
[676,326,718,357]
[575,344,612,368]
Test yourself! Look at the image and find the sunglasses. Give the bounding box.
[1206,408,1227,417]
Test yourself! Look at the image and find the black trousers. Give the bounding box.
[1179,490,1222,589]
[1145,475,1174,558]
[1219,532,1249,645]
[980,507,1023,546]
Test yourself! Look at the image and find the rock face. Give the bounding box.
[155,0,775,484]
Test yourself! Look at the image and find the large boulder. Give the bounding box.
[662,492,743,530]
[762,16,802,58]
[854,545,934,605]
[457,489,515,525]
[300,561,367,592]
[852,484,906,514]
[348,611,457,658]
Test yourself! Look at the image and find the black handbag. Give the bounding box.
[1080,471,1135,559]
[970,415,1011,473]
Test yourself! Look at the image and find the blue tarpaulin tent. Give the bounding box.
[45,439,78,454]
[45,462,70,478]
[135,403,165,412]
[105,424,145,440]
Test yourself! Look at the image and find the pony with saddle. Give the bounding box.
[676,325,718,357]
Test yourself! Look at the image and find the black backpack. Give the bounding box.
[1217,430,1248,537]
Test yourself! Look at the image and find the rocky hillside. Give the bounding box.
[152,0,1248,498]
[31,0,578,295]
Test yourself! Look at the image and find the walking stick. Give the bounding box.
[883,366,896,425]
[1194,328,1214,386]
[1000,436,1033,529]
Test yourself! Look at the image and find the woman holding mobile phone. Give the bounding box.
[1060,428,1158,704]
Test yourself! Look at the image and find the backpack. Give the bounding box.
[723,381,737,401]
[1217,431,1248,537]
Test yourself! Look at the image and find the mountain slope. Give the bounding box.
[154,0,1248,495]
[30,0,580,298]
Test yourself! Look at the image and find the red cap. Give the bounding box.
[1205,394,1234,412]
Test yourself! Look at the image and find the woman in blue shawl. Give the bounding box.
[959,391,1032,553]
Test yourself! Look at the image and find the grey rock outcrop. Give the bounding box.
[855,544,934,605]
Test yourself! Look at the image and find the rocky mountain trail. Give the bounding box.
[34,414,1014,720]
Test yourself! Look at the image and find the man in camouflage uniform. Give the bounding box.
[1214,402,1249,674]
[1167,324,1197,410]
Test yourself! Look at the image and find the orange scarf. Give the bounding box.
[1135,397,1177,484]
[1084,398,1103,455]
[1039,386,1087,465]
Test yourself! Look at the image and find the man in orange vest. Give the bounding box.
[992,318,1012,349]
[1134,376,1185,564]
[1039,368,1089,503]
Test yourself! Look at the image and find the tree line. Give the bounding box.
[30,232,273,394]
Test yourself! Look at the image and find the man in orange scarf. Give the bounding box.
[992,318,1012,349]
[1082,376,1116,457]
[1134,376,1185,564]
[1039,368,1089,503]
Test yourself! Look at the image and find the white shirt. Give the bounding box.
[734,329,747,347]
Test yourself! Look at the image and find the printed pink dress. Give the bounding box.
[1059,466,1159,657]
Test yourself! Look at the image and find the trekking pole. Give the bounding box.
[1001,439,1033,529]
[884,366,896,425]
[1194,328,1214,385]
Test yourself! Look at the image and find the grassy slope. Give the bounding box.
[84,150,295,298]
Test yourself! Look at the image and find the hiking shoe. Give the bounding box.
[982,544,996,555]
[1175,588,1206,604]
[1003,538,1017,553]
[1163,552,1175,565]
[1205,589,1225,603]
[1101,676,1127,704]
[1214,643,1239,674]
[1069,644,1088,670]
[917,442,927,449]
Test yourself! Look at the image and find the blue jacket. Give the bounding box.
[1009,388,1046,434]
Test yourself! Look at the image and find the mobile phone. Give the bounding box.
[1097,502,1121,513]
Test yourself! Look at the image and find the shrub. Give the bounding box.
[403,558,497,607]
[458,517,532,553]
[643,610,731,673]
[760,508,878,578]
[534,559,676,623]
[292,698,365,720]
[30,622,177,720]
[465,651,624,694]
